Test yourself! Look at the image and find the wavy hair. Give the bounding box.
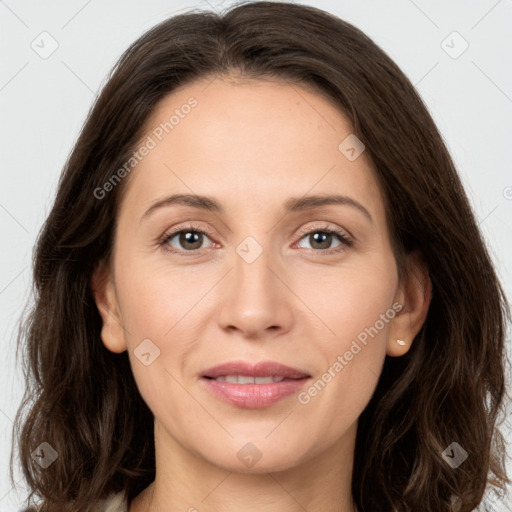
[11,1,510,511]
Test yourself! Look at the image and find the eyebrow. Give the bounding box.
[140,193,373,224]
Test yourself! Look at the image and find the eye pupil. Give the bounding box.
[180,231,203,250]
[310,232,332,250]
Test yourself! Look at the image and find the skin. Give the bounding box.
[91,75,431,512]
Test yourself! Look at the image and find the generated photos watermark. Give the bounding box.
[93,97,198,200]
[298,301,403,405]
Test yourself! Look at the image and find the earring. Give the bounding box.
[395,338,406,346]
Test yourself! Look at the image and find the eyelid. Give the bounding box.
[157,222,217,246]
[294,222,353,243]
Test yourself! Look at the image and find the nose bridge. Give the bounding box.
[230,207,279,289]
[216,230,292,335]
[232,233,279,304]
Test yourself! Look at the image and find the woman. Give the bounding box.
[11,1,510,511]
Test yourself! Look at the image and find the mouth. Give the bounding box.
[199,360,311,408]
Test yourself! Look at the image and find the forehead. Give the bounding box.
[119,77,385,226]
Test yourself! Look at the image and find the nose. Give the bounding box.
[216,242,293,340]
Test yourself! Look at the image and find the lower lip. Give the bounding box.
[200,377,310,408]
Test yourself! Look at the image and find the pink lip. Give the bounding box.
[200,360,310,379]
[199,360,311,409]
[200,378,310,408]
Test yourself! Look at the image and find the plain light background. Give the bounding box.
[1,0,511,510]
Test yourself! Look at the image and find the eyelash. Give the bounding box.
[157,222,353,257]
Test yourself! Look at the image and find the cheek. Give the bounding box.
[116,253,209,336]
[294,258,397,405]
[113,252,223,384]
[294,257,397,342]
[335,275,395,341]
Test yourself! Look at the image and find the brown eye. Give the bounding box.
[296,226,352,254]
[164,229,210,251]
[158,222,217,255]
[305,231,337,250]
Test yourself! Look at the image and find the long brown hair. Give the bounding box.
[11,2,510,511]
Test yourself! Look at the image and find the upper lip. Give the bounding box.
[201,360,311,379]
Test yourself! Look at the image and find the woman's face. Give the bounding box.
[94,76,424,474]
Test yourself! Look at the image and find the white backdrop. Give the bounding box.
[1,1,511,510]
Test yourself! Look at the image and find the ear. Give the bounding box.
[90,259,127,354]
[386,249,432,357]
